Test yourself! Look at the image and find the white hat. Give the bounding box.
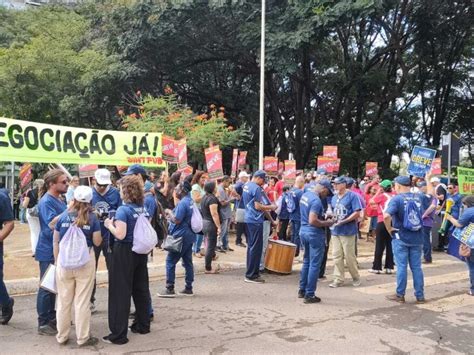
[74,186,93,203]
[95,169,112,185]
[238,171,250,178]
[430,177,440,183]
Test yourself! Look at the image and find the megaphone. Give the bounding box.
[439,198,454,236]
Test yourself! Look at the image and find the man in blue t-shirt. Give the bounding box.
[0,189,15,325]
[233,171,250,247]
[289,176,305,257]
[298,180,335,304]
[36,169,68,335]
[384,175,432,304]
[242,170,277,283]
[329,176,362,288]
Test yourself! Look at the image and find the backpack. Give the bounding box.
[191,203,203,233]
[275,196,283,215]
[132,208,158,254]
[58,217,90,270]
[285,193,296,214]
[151,196,168,241]
[402,194,423,232]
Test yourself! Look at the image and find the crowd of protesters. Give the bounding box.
[0,164,473,346]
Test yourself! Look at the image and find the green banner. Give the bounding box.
[458,167,474,195]
[0,117,164,167]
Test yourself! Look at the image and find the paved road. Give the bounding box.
[1,251,473,354]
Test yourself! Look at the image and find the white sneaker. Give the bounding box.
[352,279,361,287]
[329,281,343,288]
[385,269,393,274]
[368,269,381,274]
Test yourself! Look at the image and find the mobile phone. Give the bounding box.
[108,210,116,219]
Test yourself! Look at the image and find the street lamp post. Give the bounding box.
[258,0,266,169]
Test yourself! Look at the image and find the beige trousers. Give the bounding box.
[332,235,359,283]
[56,250,95,345]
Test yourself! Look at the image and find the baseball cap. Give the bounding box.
[124,164,147,177]
[333,176,347,184]
[394,176,411,186]
[430,177,440,183]
[74,186,93,203]
[317,179,334,196]
[417,181,427,187]
[95,169,112,185]
[144,180,153,192]
[253,170,266,179]
[316,168,327,175]
[380,179,392,189]
[345,177,355,187]
[238,171,250,178]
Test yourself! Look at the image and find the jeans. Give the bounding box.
[290,220,301,255]
[468,257,474,294]
[37,261,56,327]
[220,218,231,250]
[193,233,203,254]
[19,207,27,223]
[392,239,424,299]
[319,228,331,278]
[166,234,194,290]
[299,233,326,297]
[422,226,432,262]
[245,223,263,280]
[0,242,10,306]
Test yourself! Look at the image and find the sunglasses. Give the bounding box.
[58,180,68,185]
[447,187,454,189]
[97,183,108,188]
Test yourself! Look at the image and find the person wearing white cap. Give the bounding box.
[233,171,250,247]
[53,186,102,347]
[90,169,122,312]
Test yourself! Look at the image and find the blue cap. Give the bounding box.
[124,164,147,176]
[253,170,267,179]
[394,176,411,186]
[316,168,327,175]
[345,177,355,186]
[144,180,153,192]
[417,181,427,187]
[333,176,347,185]
[317,178,334,196]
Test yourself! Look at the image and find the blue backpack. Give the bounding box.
[285,193,296,214]
[402,194,423,232]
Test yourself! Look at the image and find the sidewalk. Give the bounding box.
[3,221,376,295]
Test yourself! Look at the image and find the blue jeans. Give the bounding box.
[290,220,301,254]
[0,242,10,306]
[193,233,203,254]
[166,234,194,290]
[392,239,424,299]
[422,226,432,262]
[299,233,326,298]
[468,257,474,294]
[245,223,263,280]
[37,261,56,326]
[220,219,231,250]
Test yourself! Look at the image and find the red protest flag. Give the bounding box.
[231,149,239,178]
[205,145,224,180]
[323,145,338,158]
[283,160,296,184]
[365,162,378,177]
[431,158,442,175]
[264,156,278,176]
[238,151,247,170]
[19,163,33,189]
[177,139,188,170]
[317,156,335,173]
[162,135,178,163]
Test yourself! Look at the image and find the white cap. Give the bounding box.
[238,171,250,178]
[74,186,93,203]
[95,169,112,185]
[430,177,440,183]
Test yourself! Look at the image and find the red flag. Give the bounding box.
[231,149,239,178]
[264,156,278,175]
[238,151,247,170]
[365,162,378,177]
[323,145,338,158]
[431,158,442,175]
[19,163,33,189]
[177,139,188,170]
[317,156,336,173]
[205,146,224,180]
[283,160,296,184]
[162,135,178,163]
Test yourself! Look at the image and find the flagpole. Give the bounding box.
[258,0,266,170]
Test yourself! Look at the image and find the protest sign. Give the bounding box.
[162,135,178,163]
[278,160,284,174]
[407,146,437,177]
[317,156,336,173]
[78,164,98,179]
[431,158,442,175]
[19,163,32,189]
[238,151,247,170]
[231,149,238,178]
[452,223,474,249]
[0,117,164,167]
[283,160,296,184]
[177,139,188,170]
[323,145,338,158]
[264,156,278,175]
[179,165,193,178]
[332,159,341,174]
[365,162,378,177]
[458,167,474,195]
[205,145,224,180]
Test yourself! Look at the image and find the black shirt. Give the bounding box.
[201,193,221,223]
[27,189,38,208]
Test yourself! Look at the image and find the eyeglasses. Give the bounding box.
[97,184,108,188]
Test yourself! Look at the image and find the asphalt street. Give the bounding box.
[1,251,473,354]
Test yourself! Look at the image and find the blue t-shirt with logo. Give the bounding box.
[234,181,245,209]
[91,186,122,241]
[278,192,290,220]
[331,190,362,236]
[144,193,157,219]
[168,195,194,238]
[243,181,264,224]
[299,191,325,237]
[55,212,101,247]
[289,188,304,221]
[448,193,463,219]
[385,193,431,245]
[36,193,67,262]
[115,203,149,243]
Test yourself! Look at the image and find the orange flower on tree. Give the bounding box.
[177,127,184,137]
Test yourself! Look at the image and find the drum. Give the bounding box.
[264,240,297,274]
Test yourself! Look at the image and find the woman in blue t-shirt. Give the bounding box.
[447,195,474,296]
[53,185,101,347]
[103,175,151,345]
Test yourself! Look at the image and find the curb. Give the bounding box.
[5,261,247,296]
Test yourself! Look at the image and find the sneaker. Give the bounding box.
[416,298,426,304]
[179,288,194,297]
[385,268,394,275]
[244,277,265,284]
[79,337,99,347]
[298,289,305,299]
[368,269,381,274]
[38,324,57,336]
[102,335,128,345]
[102,336,112,344]
[130,323,151,334]
[386,294,405,303]
[157,288,176,298]
[422,260,432,264]
[58,339,69,346]
[352,279,361,287]
[205,268,220,274]
[90,302,97,315]
[304,296,321,304]
[193,253,202,258]
[1,298,14,325]
[226,247,234,252]
[329,281,343,288]
[468,290,473,296]
[236,243,247,248]
[217,247,226,253]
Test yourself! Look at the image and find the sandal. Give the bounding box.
[205,268,220,274]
